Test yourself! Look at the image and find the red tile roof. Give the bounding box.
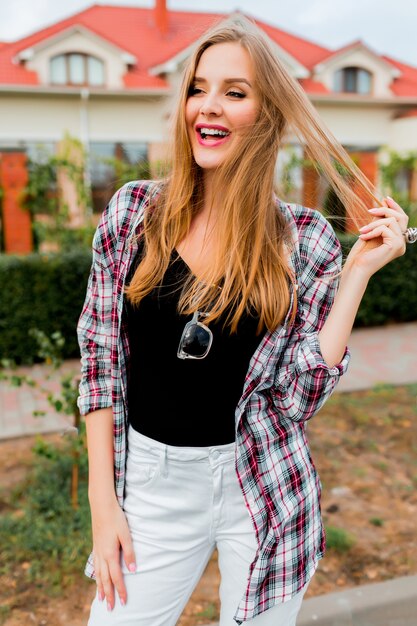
[252,17,331,69]
[382,55,417,96]
[0,4,416,97]
[298,78,330,94]
[0,5,224,88]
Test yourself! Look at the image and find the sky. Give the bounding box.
[0,0,416,67]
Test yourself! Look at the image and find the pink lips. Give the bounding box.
[195,123,231,147]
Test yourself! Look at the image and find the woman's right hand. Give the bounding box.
[90,499,136,611]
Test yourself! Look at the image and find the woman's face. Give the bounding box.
[185,42,260,173]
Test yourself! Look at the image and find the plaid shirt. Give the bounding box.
[77,180,350,623]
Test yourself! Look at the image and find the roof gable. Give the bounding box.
[14,24,136,64]
[0,4,415,97]
[314,40,400,77]
[252,16,331,70]
[150,12,310,80]
[382,55,417,96]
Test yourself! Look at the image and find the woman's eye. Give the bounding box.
[189,86,203,96]
[227,90,245,98]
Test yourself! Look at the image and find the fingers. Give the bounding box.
[108,558,127,608]
[94,550,126,611]
[359,223,406,254]
[120,526,137,574]
[93,554,105,604]
[98,559,116,611]
[368,207,406,222]
[359,216,402,238]
[90,502,137,613]
[384,195,407,215]
[368,198,409,232]
[95,570,105,605]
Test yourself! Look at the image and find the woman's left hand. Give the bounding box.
[345,196,408,277]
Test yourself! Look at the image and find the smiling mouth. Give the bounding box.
[198,127,230,140]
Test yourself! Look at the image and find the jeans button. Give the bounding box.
[211,449,220,460]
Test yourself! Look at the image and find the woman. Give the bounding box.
[77,19,411,626]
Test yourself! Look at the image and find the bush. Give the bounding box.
[338,234,417,327]
[0,249,92,363]
[0,430,90,591]
[325,525,355,552]
[1,234,416,363]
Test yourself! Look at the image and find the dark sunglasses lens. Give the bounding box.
[181,324,211,357]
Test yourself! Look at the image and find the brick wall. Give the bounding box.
[0,152,33,254]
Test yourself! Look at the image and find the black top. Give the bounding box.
[124,242,262,446]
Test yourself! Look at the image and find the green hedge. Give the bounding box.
[0,238,416,364]
[0,250,92,364]
[338,233,417,327]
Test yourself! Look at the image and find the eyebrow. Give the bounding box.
[193,76,253,88]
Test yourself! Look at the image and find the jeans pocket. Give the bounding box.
[126,448,161,488]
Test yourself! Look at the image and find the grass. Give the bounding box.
[369,518,384,527]
[325,526,356,553]
[0,429,90,593]
[196,603,219,620]
[0,382,416,625]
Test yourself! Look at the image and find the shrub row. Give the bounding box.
[0,250,92,364]
[0,237,416,363]
[338,233,417,327]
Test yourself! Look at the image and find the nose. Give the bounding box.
[199,91,222,117]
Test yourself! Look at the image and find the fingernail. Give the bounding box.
[128,563,136,573]
[107,602,112,612]
[368,208,380,213]
[387,196,394,201]
[120,598,126,606]
[98,591,104,602]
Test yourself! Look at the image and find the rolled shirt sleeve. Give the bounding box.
[272,210,351,422]
[76,192,120,416]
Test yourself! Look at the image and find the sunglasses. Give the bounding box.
[177,310,213,359]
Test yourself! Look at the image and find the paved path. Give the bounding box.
[336,320,417,392]
[0,358,80,439]
[0,321,416,440]
[200,574,417,626]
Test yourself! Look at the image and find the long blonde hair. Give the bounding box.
[125,18,380,333]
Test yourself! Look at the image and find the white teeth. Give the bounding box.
[199,127,229,137]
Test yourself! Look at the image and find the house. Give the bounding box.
[0,0,416,252]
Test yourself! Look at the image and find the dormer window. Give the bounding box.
[50,53,105,86]
[334,67,372,94]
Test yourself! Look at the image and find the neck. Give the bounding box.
[201,169,219,217]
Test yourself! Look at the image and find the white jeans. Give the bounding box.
[88,426,307,625]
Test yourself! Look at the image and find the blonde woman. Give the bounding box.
[77,19,410,626]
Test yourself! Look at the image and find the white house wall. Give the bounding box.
[0,95,167,143]
[87,97,167,141]
[389,117,417,152]
[314,104,395,148]
[0,95,81,141]
[0,93,415,154]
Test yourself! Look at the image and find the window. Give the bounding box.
[334,67,372,94]
[50,53,105,86]
[89,142,149,212]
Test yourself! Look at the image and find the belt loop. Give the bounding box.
[160,445,168,478]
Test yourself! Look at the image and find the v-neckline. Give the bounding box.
[172,248,197,279]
